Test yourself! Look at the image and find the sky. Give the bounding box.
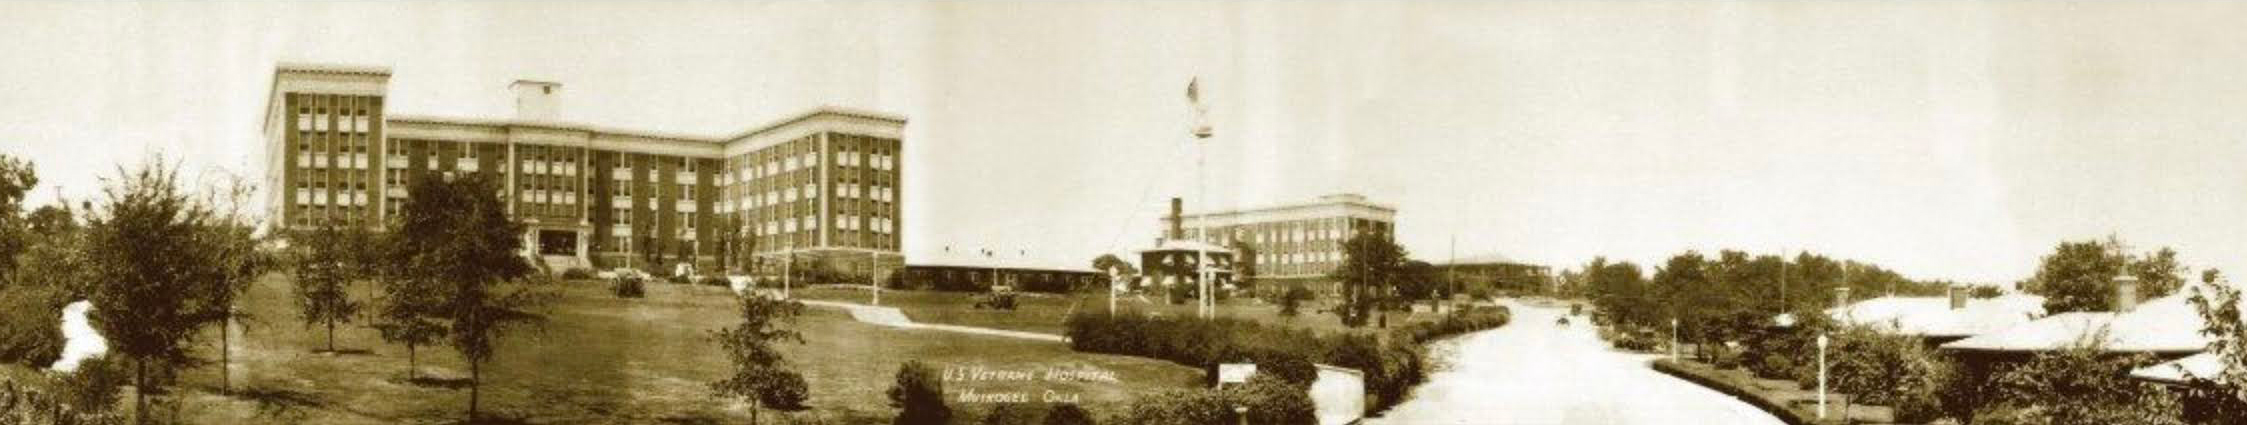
[1,1,2243,284]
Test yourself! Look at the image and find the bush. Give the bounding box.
[61,356,125,413]
[1118,375,1310,425]
[1278,285,1314,317]
[611,276,646,298]
[1824,327,1951,410]
[1042,404,1096,425]
[698,275,729,287]
[666,275,693,285]
[888,360,950,425]
[559,267,594,280]
[0,284,68,366]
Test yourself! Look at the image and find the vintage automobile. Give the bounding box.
[973,285,1019,310]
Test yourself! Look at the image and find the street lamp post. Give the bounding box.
[1817,333,1830,420]
[1670,318,1680,361]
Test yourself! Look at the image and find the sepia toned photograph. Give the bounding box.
[2,1,2245,424]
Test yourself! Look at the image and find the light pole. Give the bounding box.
[870,250,881,306]
[1670,318,1680,361]
[1817,333,1830,420]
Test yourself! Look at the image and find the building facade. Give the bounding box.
[1159,194,1395,286]
[262,64,906,280]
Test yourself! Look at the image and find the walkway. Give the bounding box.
[797,299,1068,343]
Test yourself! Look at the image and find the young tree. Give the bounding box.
[710,295,810,425]
[889,360,951,425]
[1329,233,1406,328]
[391,173,546,421]
[292,225,365,353]
[82,159,266,422]
[1230,239,1259,291]
[0,154,38,279]
[1278,284,1315,317]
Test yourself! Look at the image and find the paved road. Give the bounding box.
[1368,300,1787,425]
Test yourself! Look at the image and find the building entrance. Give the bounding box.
[538,229,578,256]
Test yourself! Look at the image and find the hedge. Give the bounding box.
[1065,305,1510,414]
[1650,359,1832,425]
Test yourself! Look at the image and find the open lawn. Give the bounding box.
[791,286,1456,336]
[146,275,1197,424]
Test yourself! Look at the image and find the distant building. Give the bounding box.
[1161,193,1395,288]
[262,63,905,279]
[1436,254,1552,294]
[1141,198,1236,289]
[895,248,1103,293]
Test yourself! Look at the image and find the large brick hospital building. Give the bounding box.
[261,63,904,278]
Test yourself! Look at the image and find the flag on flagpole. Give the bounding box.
[1187,77,1213,139]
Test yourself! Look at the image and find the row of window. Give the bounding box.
[294,188,371,206]
[296,152,372,169]
[1260,251,1338,266]
[295,111,375,133]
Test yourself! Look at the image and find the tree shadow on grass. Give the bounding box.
[445,412,539,425]
[310,348,376,356]
[233,386,328,421]
[401,376,476,390]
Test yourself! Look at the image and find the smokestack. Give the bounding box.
[1168,197,1183,240]
[1949,286,1968,310]
[509,80,562,122]
[2114,274,2140,311]
[1833,287,1852,309]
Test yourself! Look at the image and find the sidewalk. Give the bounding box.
[797,299,1068,343]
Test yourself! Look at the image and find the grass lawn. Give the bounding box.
[150,274,1197,424]
[791,286,1454,336]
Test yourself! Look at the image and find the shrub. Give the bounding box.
[612,276,646,298]
[1042,404,1095,425]
[61,356,126,413]
[1744,351,1795,381]
[0,284,68,366]
[1824,327,1951,413]
[979,403,1039,425]
[559,267,595,280]
[1118,375,1311,425]
[888,360,950,425]
[698,275,729,287]
[667,275,693,285]
[1990,339,2183,425]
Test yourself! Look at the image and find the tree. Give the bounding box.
[0,154,37,280]
[1230,239,1258,291]
[1330,233,1406,328]
[1278,284,1315,317]
[391,173,547,421]
[889,360,951,425]
[82,159,266,422]
[710,294,810,425]
[2027,238,2187,313]
[292,225,365,353]
[2182,279,2247,423]
[1824,326,1954,423]
[1394,260,1443,311]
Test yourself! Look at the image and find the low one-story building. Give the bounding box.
[890,248,1103,293]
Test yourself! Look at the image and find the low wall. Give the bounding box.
[1311,364,1366,425]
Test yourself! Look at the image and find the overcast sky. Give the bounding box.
[2,1,2242,283]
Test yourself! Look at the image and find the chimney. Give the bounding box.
[1833,287,1852,309]
[509,80,562,122]
[2114,274,2140,311]
[1948,286,1968,310]
[1168,197,1184,240]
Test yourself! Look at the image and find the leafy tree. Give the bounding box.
[710,294,810,424]
[0,154,37,279]
[1229,239,1258,291]
[82,159,267,422]
[2027,238,2187,313]
[1824,326,1954,423]
[1330,233,1406,328]
[889,360,951,425]
[1988,335,2182,425]
[1,203,83,367]
[2182,280,2247,423]
[391,173,547,421]
[1394,260,1442,311]
[291,225,365,353]
[1278,284,1314,317]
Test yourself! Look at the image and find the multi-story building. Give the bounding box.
[1159,193,1395,288]
[261,63,906,280]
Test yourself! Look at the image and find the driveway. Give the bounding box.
[1367,300,1787,425]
